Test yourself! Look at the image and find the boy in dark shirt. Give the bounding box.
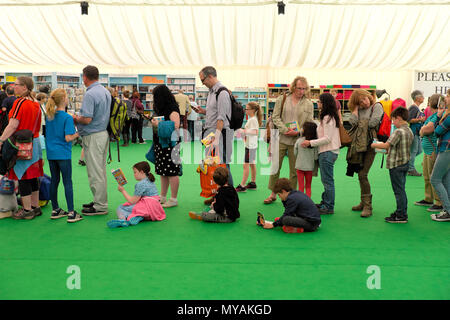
[189,167,240,223]
[258,178,321,233]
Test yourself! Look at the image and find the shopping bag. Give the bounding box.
[198,147,226,198]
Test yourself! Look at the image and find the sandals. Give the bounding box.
[263,196,277,204]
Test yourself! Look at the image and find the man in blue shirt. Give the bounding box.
[73,66,111,215]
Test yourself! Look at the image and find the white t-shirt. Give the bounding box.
[244,116,259,149]
[188,101,198,121]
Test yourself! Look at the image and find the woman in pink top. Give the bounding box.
[301,93,341,214]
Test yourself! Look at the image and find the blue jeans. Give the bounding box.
[389,162,409,219]
[117,203,135,219]
[48,159,74,212]
[318,151,338,210]
[430,151,450,212]
[408,135,423,171]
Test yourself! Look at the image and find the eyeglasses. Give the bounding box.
[13,83,24,86]
[200,76,207,84]
[295,87,307,91]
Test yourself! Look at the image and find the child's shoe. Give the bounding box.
[384,213,408,223]
[235,184,247,192]
[256,212,265,226]
[245,182,257,190]
[189,212,203,221]
[129,216,144,225]
[107,219,130,228]
[431,210,450,222]
[50,208,69,220]
[67,211,83,223]
[78,160,86,166]
[282,226,304,233]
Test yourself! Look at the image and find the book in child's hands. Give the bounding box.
[111,168,127,186]
[285,121,300,132]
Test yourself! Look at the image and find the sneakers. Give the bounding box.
[189,212,203,220]
[12,208,35,220]
[67,211,83,223]
[282,226,305,233]
[50,208,69,220]
[107,219,130,228]
[162,198,178,208]
[407,170,422,176]
[431,211,450,222]
[235,184,247,192]
[414,199,433,206]
[245,182,257,190]
[318,207,334,215]
[427,205,443,212]
[81,206,108,216]
[32,206,42,217]
[385,213,408,223]
[82,202,94,209]
[78,160,86,166]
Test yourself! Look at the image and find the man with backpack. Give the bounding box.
[195,66,240,200]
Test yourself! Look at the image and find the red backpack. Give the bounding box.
[371,103,392,142]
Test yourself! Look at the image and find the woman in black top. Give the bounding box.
[151,85,181,208]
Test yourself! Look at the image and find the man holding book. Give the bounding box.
[264,76,314,204]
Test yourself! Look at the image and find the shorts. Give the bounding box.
[244,148,257,164]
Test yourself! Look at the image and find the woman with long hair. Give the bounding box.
[0,76,43,219]
[150,84,181,208]
[301,93,341,214]
[346,89,384,217]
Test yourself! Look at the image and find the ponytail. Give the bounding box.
[47,88,66,120]
[133,161,155,182]
[247,101,262,127]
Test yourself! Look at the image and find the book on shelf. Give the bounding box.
[111,168,127,186]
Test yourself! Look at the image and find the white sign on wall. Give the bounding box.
[414,71,450,97]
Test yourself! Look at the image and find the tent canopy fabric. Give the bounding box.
[0,1,448,69]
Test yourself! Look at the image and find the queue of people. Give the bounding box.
[0,67,449,231]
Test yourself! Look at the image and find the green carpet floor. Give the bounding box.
[0,141,448,300]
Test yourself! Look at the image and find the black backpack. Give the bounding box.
[215,87,244,130]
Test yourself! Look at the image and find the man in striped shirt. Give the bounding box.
[371,107,413,223]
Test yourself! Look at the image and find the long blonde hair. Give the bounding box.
[247,101,262,127]
[46,88,67,120]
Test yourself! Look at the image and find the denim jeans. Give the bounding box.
[408,135,423,171]
[48,159,74,212]
[430,151,450,212]
[389,162,409,219]
[318,151,338,210]
[117,203,135,219]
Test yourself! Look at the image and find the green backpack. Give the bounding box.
[108,97,128,163]
[109,97,128,139]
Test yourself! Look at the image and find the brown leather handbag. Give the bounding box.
[339,124,352,147]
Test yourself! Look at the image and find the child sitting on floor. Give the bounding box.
[107,161,165,228]
[189,166,240,223]
[294,121,318,198]
[257,178,321,233]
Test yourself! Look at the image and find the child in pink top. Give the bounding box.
[301,93,341,214]
[107,161,165,228]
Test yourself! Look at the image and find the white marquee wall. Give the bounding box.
[0,1,449,102]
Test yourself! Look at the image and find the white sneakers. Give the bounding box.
[161,198,178,208]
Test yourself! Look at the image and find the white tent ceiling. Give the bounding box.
[0,0,449,69]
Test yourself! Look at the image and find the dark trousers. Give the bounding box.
[131,117,144,143]
[389,162,409,219]
[278,215,320,232]
[48,159,74,212]
[122,118,132,143]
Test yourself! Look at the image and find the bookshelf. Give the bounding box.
[167,75,196,100]
[267,84,290,120]
[5,72,33,84]
[0,72,5,85]
[109,74,138,97]
[138,74,166,114]
[98,74,109,87]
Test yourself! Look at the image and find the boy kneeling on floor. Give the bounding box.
[189,166,240,223]
[258,178,321,233]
